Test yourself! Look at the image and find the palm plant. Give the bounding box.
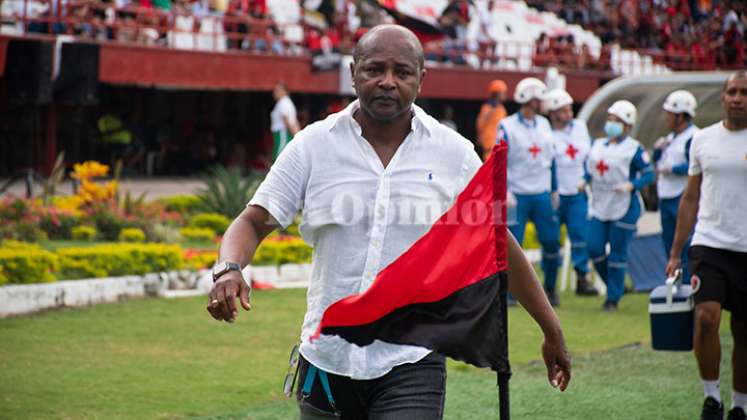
[197,166,264,219]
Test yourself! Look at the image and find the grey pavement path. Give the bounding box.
[0,177,204,199]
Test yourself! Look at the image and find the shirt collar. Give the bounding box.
[330,99,433,137]
[605,135,629,145]
[517,112,538,128]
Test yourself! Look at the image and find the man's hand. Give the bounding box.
[614,182,634,193]
[653,137,668,150]
[542,333,571,392]
[207,271,251,323]
[657,163,672,175]
[551,191,560,210]
[665,256,681,278]
[577,181,586,193]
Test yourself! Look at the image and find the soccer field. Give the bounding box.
[0,288,733,419]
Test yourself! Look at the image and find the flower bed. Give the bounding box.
[0,161,311,285]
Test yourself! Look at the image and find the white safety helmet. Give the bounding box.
[662,90,697,117]
[607,100,637,126]
[544,89,573,112]
[514,77,547,104]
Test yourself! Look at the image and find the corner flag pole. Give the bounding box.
[497,272,511,420]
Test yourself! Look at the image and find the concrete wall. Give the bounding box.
[0,274,163,317]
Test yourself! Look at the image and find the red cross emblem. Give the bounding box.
[596,159,609,176]
[528,144,542,158]
[565,144,579,160]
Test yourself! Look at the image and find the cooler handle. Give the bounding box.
[665,269,682,306]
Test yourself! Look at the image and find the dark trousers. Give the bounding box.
[296,352,446,420]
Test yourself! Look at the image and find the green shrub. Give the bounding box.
[252,237,312,266]
[38,212,80,240]
[118,228,146,243]
[57,243,184,280]
[158,195,205,214]
[184,250,217,270]
[7,222,48,242]
[90,208,126,241]
[180,227,215,242]
[0,243,58,284]
[188,213,230,235]
[280,220,302,238]
[149,224,182,243]
[197,166,263,218]
[71,226,97,241]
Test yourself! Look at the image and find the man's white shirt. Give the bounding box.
[689,121,747,253]
[249,100,482,379]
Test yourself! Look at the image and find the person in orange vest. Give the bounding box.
[476,79,508,160]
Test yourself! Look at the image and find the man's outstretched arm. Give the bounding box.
[506,231,571,391]
[665,174,701,277]
[207,205,279,322]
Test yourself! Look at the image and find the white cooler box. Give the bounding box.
[649,270,694,351]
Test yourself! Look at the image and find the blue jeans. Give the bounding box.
[296,353,446,419]
[508,192,561,292]
[558,193,590,274]
[587,199,641,303]
[660,195,690,283]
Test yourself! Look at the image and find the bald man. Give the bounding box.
[666,71,747,420]
[207,24,570,419]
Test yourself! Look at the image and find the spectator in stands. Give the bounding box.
[534,32,555,67]
[476,79,507,160]
[115,8,138,43]
[438,0,469,65]
[576,43,596,70]
[225,0,252,49]
[475,0,496,67]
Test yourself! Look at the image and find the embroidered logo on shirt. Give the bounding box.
[428,172,433,181]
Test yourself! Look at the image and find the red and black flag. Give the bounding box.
[311,143,510,375]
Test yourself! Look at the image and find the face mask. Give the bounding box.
[604,121,624,138]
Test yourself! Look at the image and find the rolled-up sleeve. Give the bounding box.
[249,134,310,228]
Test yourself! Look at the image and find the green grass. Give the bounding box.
[0,289,734,419]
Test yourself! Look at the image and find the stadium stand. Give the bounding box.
[1,0,744,74]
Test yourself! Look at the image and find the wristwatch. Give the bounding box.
[212,261,241,282]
